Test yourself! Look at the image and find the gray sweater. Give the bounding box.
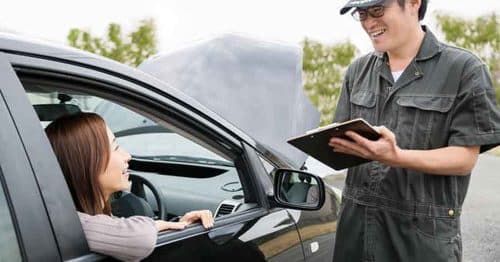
[77,212,157,262]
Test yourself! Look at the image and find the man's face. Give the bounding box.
[358,0,418,52]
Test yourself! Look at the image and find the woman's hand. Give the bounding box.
[154,210,214,231]
[179,210,214,229]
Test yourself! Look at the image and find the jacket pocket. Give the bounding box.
[396,95,455,148]
[412,215,460,243]
[410,215,462,261]
[350,90,376,121]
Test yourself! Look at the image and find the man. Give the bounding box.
[330,0,500,261]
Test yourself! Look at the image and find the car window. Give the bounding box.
[0,171,22,262]
[27,92,230,164]
[22,79,250,222]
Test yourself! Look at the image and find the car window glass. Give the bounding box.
[0,172,22,262]
[23,81,250,222]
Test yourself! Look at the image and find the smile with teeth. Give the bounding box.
[370,28,387,38]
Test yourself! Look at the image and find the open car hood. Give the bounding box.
[139,34,320,168]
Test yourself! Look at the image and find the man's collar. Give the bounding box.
[415,26,442,61]
[373,26,442,61]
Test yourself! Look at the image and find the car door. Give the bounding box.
[145,143,306,262]
[0,53,89,261]
[4,52,304,261]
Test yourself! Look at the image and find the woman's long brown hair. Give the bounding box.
[45,112,111,215]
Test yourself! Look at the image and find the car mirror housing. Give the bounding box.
[272,169,325,211]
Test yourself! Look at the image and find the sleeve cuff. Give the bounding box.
[448,132,500,153]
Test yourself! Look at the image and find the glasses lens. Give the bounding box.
[370,6,384,17]
[359,10,369,21]
[352,5,384,21]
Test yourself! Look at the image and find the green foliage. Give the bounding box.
[302,39,357,125]
[67,19,157,67]
[435,12,500,106]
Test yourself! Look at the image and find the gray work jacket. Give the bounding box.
[334,27,500,219]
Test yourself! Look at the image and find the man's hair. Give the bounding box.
[396,0,428,21]
[45,112,112,215]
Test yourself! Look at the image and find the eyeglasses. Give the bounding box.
[351,1,391,21]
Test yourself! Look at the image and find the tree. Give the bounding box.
[435,12,500,106]
[67,19,157,67]
[302,39,357,125]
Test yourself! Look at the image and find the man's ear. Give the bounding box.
[409,0,421,16]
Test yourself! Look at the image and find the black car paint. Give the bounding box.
[0,35,338,261]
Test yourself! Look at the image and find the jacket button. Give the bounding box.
[448,209,455,217]
[414,71,420,76]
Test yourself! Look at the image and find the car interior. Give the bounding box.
[18,74,260,226]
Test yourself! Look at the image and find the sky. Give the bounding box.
[2,0,499,55]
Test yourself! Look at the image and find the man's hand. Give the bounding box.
[328,126,401,166]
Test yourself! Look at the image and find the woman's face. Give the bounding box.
[99,126,132,196]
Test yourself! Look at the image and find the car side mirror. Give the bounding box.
[272,169,325,210]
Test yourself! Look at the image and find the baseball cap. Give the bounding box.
[340,0,385,15]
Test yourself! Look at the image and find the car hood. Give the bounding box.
[139,33,320,168]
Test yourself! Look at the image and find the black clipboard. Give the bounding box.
[287,118,381,170]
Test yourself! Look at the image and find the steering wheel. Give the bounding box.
[129,174,168,220]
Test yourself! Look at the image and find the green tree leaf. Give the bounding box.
[67,19,157,67]
[302,39,357,125]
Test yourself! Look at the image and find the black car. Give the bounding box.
[0,33,340,261]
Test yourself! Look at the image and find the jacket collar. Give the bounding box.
[374,26,442,62]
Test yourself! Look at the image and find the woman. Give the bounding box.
[45,112,214,261]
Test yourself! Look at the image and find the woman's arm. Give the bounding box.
[78,212,157,262]
[154,220,188,231]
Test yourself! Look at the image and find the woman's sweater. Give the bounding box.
[77,212,157,262]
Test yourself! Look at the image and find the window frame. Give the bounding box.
[0,165,23,261]
[7,52,275,252]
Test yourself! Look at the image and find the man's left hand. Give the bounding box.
[328,126,401,166]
